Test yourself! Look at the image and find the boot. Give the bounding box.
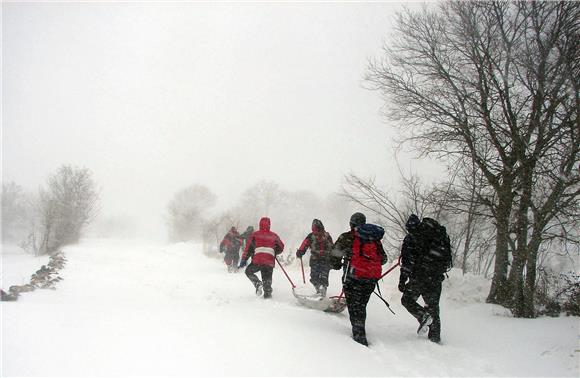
[319,286,327,297]
[352,328,368,347]
[255,283,263,297]
[417,313,433,335]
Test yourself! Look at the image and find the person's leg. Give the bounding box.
[319,260,330,295]
[424,279,442,342]
[261,266,274,298]
[401,277,428,321]
[232,252,240,270]
[224,254,233,269]
[245,263,262,290]
[344,278,376,346]
[309,258,322,291]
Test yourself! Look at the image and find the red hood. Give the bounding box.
[311,219,324,233]
[259,217,271,232]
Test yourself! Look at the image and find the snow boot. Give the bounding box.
[429,335,441,344]
[255,283,263,297]
[319,285,327,297]
[352,334,368,347]
[417,313,433,335]
[263,291,272,299]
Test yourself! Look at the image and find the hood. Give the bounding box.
[311,219,324,233]
[259,217,271,232]
[405,214,421,232]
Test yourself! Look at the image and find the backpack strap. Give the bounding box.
[374,281,395,315]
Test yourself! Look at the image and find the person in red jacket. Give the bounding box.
[296,219,334,297]
[219,227,242,273]
[238,217,284,299]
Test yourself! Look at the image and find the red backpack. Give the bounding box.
[350,224,385,279]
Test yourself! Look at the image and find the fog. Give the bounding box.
[2,2,435,241]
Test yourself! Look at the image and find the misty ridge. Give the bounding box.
[2,0,579,320]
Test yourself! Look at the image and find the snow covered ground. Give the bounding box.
[1,244,50,288]
[2,238,578,377]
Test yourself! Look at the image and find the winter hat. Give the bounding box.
[405,214,421,231]
[349,212,366,229]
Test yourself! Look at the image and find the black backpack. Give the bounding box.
[420,217,452,276]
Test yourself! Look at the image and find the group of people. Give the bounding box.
[219,225,254,272]
[218,211,452,346]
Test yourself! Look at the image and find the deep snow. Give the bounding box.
[1,239,578,377]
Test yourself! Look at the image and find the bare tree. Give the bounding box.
[167,184,217,242]
[341,170,447,259]
[366,1,580,316]
[25,165,100,255]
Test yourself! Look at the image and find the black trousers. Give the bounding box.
[245,263,274,295]
[309,257,330,288]
[224,251,239,267]
[401,276,442,340]
[343,277,377,342]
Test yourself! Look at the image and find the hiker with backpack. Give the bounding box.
[330,212,388,346]
[238,217,284,299]
[219,227,243,273]
[399,215,452,344]
[296,219,334,297]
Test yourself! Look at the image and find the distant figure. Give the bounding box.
[330,212,388,346]
[399,215,452,344]
[239,225,255,250]
[296,219,334,296]
[219,227,242,273]
[238,217,284,299]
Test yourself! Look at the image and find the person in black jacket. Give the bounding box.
[296,219,334,296]
[239,226,254,248]
[399,214,444,343]
[330,212,388,347]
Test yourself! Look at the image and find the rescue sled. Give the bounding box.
[291,286,347,313]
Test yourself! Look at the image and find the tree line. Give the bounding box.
[165,180,358,264]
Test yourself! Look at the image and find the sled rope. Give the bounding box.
[275,256,296,289]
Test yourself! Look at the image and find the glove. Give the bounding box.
[296,250,305,258]
[238,260,247,269]
[398,274,408,293]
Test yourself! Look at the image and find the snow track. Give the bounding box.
[2,239,578,376]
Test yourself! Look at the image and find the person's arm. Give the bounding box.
[378,240,388,265]
[274,235,285,256]
[241,237,255,261]
[329,233,347,270]
[296,235,311,257]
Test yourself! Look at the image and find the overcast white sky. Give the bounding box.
[2,1,437,237]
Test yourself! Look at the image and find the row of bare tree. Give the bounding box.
[2,165,99,255]
[165,180,358,261]
[358,1,579,317]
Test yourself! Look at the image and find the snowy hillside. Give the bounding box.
[2,239,578,377]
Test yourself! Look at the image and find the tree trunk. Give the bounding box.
[523,229,544,318]
[487,202,511,304]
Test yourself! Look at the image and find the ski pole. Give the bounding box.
[275,256,296,289]
[300,257,306,284]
